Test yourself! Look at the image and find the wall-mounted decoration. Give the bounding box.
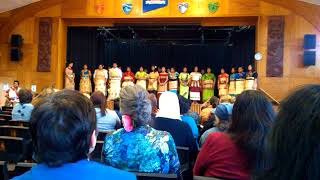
[37,17,52,72]
[143,0,168,13]
[208,1,220,13]
[178,2,188,14]
[122,2,133,14]
[267,16,284,77]
[95,0,105,15]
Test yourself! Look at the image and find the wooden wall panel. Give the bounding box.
[266,16,284,77]
[37,17,52,72]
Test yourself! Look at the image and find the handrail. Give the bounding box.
[259,87,280,105]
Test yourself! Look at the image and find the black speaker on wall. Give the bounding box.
[303,51,316,66]
[303,34,316,49]
[10,48,23,61]
[10,34,23,47]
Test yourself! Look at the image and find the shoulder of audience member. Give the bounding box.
[89,161,136,179]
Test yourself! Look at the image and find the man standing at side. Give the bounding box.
[6,80,21,106]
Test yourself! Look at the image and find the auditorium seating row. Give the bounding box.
[0,107,219,180]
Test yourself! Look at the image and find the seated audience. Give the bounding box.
[151,91,198,152]
[31,87,55,105]
[103,85,180,174]
[113,98,122,120]
[13,90,135,180]
[200,96,219,125]
[90,91,120,131]
[148,93,158,121]
[178,95,198,139]
[194,90,275,180]
[257,85,320,180]
[199,103,232,146]
[12,89,34,121]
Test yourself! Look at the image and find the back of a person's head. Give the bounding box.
[120,85,151,126]
[214,104,232,131]
[18,89,33,104]
[90,91,106,116]
[178,95,191,115]
[157,91,181,120]
[30,90,96,167]
[148,93,158,114]
[229,90,275,172]
[209,96,219,108]
[258,85,320,180]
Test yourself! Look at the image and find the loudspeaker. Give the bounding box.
[303,34,316,49]
[10,34,23,47]
[303,51,316,66]
[10,48,23,61]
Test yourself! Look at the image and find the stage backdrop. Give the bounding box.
[67,27,255,90]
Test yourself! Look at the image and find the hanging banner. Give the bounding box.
[143,0,168,13]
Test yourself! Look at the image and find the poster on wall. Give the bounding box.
[143,0,168,13]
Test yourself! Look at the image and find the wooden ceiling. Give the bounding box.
[0,0,40,13]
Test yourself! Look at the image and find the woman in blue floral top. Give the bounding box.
[102,85,180,174]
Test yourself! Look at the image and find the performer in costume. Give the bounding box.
[245,64,258,90]
[235,66,246,95]
[65,62,75,90]
[218,68,229,97]
[168,67,179,94]
[79,64,92,94]
[108,63,123,100]
[122,67,135,88]
[93,64,108,95]
[179,67,190,99]
[201,67,216,102]
[6,80,21,106]
[189,66,202,102]
[228,67,237,96]
[158,67,168,98]
[147,65,159,95]
[135,66,148,89]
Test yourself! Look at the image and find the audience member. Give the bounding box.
[257,85,320,180]
[148,93,158,121]
[103,85,180,174]
[31,87,55,105]
[13,90,135,180]
[90,91,120,131]
[178,95,198,139]
[113,98,122,120]
[199,103,231,146]
[200,96,219,125]
[151,91,198,152]
[194,90,275,180]
[12,89,34,121]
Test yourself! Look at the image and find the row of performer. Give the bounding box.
[65,63,258,102]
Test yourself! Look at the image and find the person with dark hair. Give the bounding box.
[90,91,120,131]
[179,66,190,99]
[201,67,216,102]
[65,62,75,90]
[122,67,135,88]
[12,89,34,121]
[189,66,202,102]
[194,90,274,180]
[13,90,135,180]
[135,66,148,89]
[147,65,159,95]
[257,85,320,180]
[151,91,198,152]
[6,80,21,106]
[94,64,108,95]
[200,96,219,125]
[108,63,122,100]
[168,67,179,94]
[178,95,198,139]
[199,103,232,146]
[103,85,180,174]
[80,64,92,94]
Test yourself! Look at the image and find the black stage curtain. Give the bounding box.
[67,27,255,90]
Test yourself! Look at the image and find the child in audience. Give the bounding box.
[13,90,135,180]
[178,95,198,139]
[12,89,34,121]
[257,85,320,180]
[194,90,274,180]
[103,85,180,174]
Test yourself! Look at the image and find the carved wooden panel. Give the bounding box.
[37,17,52,72]
[267,16,284,77]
